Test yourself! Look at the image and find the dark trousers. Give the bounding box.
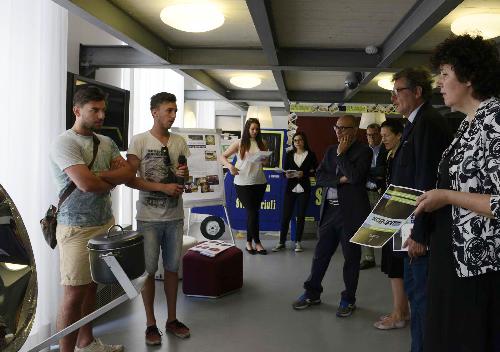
[303,204,361,304]
[404,256,428,352]
[235,184,267,243]
[279,191,310,243]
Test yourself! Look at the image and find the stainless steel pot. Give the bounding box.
[87,225,145,285]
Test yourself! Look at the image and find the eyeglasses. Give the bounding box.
[161,146,171,166]
[391,87,411,96]
[293,138,304,143]
[334,125,354,131]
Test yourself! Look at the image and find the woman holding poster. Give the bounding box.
[219,118,269,255]
[374,119,409,330]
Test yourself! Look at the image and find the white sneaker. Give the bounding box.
[272,243,285,252]
[75,338,124,352]
[294,242,303,252]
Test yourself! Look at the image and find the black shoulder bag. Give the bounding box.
[40,135,100,249]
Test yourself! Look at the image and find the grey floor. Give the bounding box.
[89,235,410,352]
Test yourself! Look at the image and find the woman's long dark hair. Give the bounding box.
[291,131,311,153]
[240,118,266,158]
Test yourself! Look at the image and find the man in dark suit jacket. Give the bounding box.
[360,123,388,269]
[292,115,372,318]
[389,68,451,352]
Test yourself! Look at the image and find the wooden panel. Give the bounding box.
[296,115,369,163]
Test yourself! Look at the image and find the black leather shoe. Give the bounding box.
[245,248,256,255]
[359,260,376,270]
[256,249,267,255]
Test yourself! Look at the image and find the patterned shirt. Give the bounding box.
[441,97,500,277]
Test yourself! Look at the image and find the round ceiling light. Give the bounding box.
[160,3,225,33]
[377,78,394,91]
[230,76,262,89]
[451,14,500,39]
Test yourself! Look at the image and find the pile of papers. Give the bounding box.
[188,240,235,258]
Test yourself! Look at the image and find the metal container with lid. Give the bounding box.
[88,225,145,284]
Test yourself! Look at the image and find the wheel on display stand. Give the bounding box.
[200,216,226,240]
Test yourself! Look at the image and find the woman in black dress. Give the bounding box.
[272,131,317,252]
[416,34,500,351]
[373,119,410,330]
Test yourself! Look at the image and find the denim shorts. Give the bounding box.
[137,219,184,274]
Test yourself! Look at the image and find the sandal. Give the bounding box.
[373,316,407,330]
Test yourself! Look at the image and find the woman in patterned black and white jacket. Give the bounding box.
[415,34,500,352]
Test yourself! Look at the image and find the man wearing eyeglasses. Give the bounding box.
[126,92,191,346]
[360,123,387,270]
[292,115,372,318]
[389,68,451,352]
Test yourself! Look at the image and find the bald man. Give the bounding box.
[292,115,372,317]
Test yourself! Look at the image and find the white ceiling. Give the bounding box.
[271,0,418,48]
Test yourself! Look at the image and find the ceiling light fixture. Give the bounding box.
[246,106,273,128]
[377,78,394,91]
[360,112,386,129]
[365,45,378,55]
[3,263,28,271]
[230,76,262,89]
[160,3,225,33]
[451,14,500,39]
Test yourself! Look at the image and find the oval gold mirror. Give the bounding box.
[0,184,37,351]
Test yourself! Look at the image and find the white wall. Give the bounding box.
[272,114,289,129]
[216,115,242,131]
[215,113,288,131]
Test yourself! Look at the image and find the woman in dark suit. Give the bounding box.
[273,131,317,252]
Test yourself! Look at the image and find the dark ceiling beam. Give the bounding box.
[185,90,222,101]
[182,70,228,99]
[52,0,168,60]
[288,91,345,103]
[80,45,167,70]
[81,45,429,73]
[349,92,392,104]
[279,49,381,71]
[344,0,463,101]
[169,48,269,69]
[245,0,290,111]
[172,48,384,71]
[227,90,283,102]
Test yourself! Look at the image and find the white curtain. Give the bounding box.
[196,101,215,128]
[0,0,67,350]
[130,68,185,134]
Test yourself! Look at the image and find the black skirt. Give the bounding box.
[424,153,500,351]
[380,238,404,279]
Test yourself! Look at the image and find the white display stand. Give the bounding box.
[28,256,146,352]
[171,128,235,244]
